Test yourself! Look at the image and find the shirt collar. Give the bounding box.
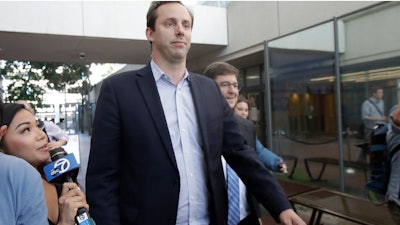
[150,60,190,82]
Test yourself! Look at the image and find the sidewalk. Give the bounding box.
[75,132,91,193]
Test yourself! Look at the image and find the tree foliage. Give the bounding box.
[37,62,90,92]
[0,60,91,108]
[0,61,46,107]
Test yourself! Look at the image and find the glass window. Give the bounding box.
[267,21,344,193]
[245,66,261,86]
[265,2,400,199]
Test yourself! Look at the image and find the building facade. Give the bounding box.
[1,1,399,198]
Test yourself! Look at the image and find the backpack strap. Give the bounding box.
[368,99,384,116]
[390,143,400,158]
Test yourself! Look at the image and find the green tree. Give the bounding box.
[1,60,93,134]
[37,62,90,92]
[0,61,46,108]
[34,62,93,134]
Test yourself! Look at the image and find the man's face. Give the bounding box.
[146,3,192,63]
[214,74,239,109]
[374,89,384,100]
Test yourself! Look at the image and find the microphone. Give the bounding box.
[43,148,79,183]
[43,148,96,225]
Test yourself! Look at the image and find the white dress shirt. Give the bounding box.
[151,60,210,225]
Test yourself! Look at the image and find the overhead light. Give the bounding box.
[341,66,400,83]
[310,76,334,82]
[247,75,259,80]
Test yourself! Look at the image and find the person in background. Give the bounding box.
[362,87,386,138]
[85,1,305,225]
[204,61,288,225]
[360,86,386,162]
[0,103,89,225]
[386,104,400,211]
[234,95,288,173]
[0,152,48,225]
[16,100,69,150]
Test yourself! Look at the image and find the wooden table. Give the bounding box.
[277,178,320,198]
[290,189,398,225]
[303,157,368,181]
[261,179,319,225]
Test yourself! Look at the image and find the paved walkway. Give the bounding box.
[75,132,91,193]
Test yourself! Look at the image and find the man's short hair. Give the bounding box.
[203,61,239,80]
[146,1,194,31]
[371,86,383,94]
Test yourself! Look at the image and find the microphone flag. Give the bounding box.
[43,153,80,182]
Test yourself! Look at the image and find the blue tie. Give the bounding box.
[227,164,240,225]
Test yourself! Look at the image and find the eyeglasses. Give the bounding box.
[219,81,241,91]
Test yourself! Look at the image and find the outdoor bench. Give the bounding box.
[290,188,398,225]
[304,157,368,181]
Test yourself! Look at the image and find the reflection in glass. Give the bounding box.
[265,2,400,199]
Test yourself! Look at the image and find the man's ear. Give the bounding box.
[146,27,154,42]
[0,125,7,138]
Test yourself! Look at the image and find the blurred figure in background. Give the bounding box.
[234,95,288,173]
[360,87,386,162]
[386,104,400,213]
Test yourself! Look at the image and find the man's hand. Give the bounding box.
[279,209,306,225]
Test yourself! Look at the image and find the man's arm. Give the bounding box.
[391,105,400,126]
[86,78,122,225]
[220,100,303,224]
[387,105,400,153]
[44,121,69,149]
[362,101,386,122]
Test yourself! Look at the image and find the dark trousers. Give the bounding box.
[238,214,260,225]
[357,127,373,162]
[388,201,400,225]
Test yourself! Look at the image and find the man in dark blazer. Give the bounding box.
[234,117,262,225]
[85,2,305,225]
[204,61,266,225]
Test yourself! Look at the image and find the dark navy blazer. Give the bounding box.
[234,115,262,222]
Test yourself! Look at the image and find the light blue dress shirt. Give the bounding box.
[151,61,210,225]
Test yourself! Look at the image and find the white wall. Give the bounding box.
[0,1,227,45]
[340,3,400,65]
[213,1,380,63]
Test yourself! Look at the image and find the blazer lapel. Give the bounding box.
[189,75,208,152]
[136,65,178,171]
